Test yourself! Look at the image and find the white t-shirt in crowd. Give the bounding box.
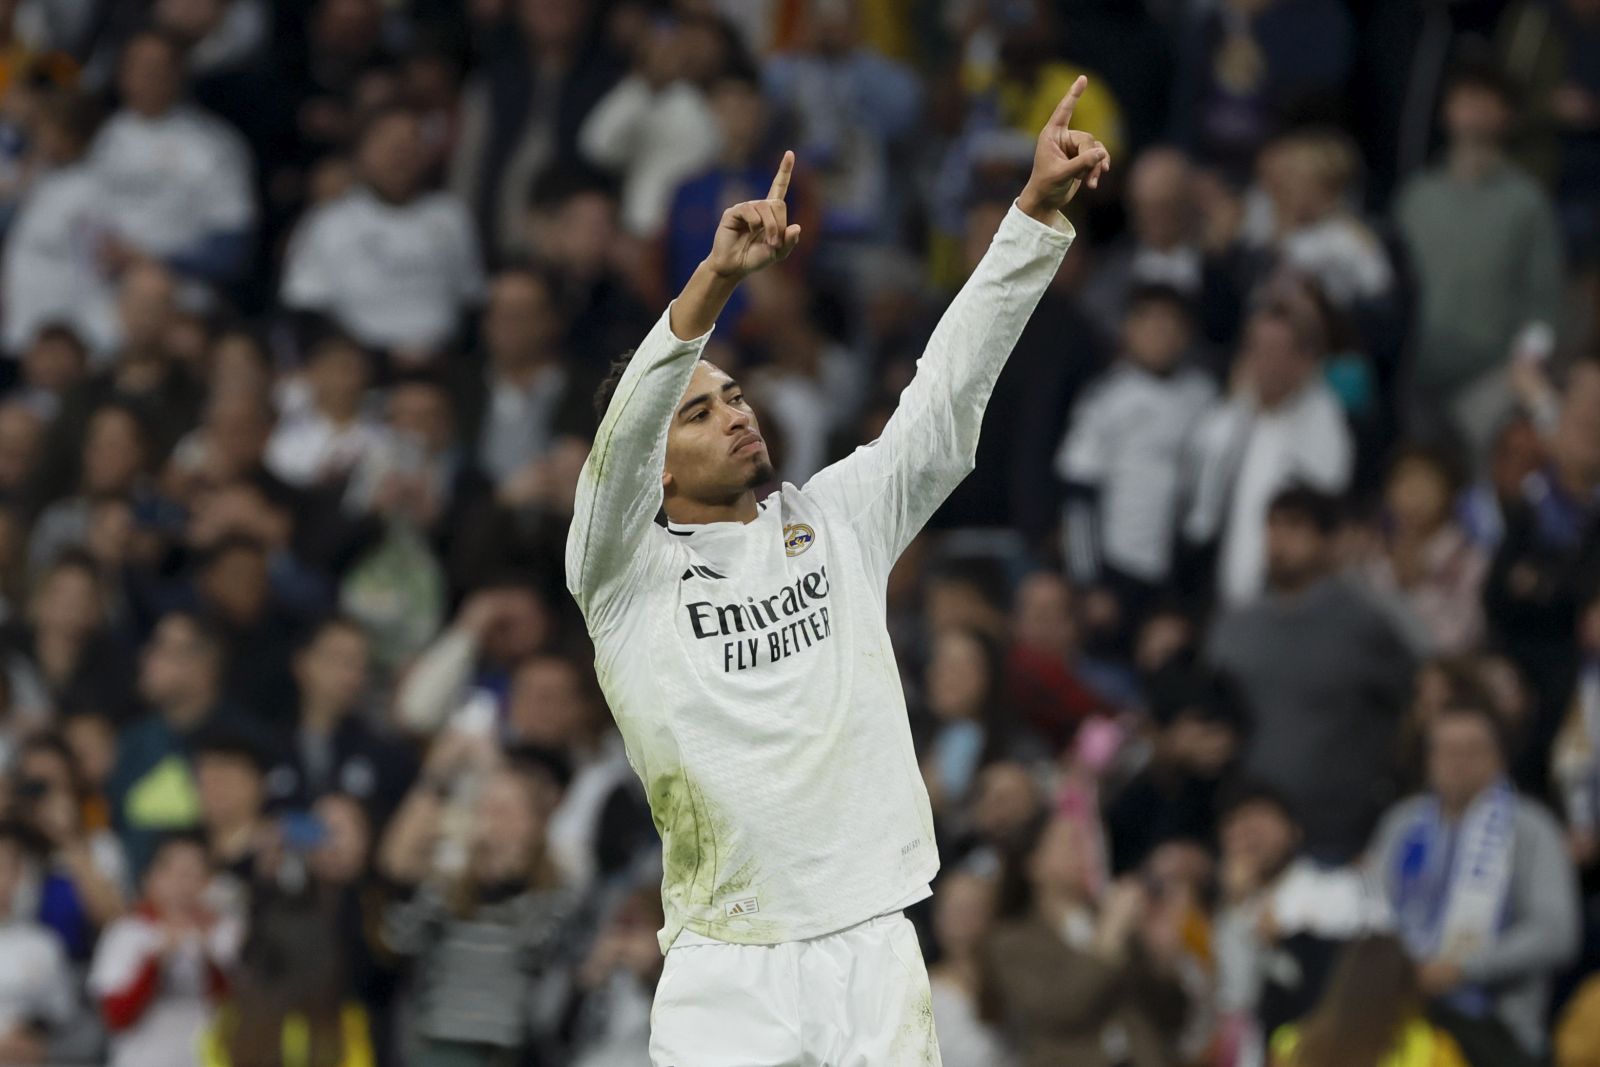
[281,187,485,352]
[88,910,243,1067]
[1,163,118,357]
[1186,382,1354,607]
[567,204,1074,951]
[0,918,75,1035]
[266,408,389,489]
[87,105,255,260]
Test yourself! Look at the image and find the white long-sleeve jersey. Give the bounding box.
[566,204,1074,951]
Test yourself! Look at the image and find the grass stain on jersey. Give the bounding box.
[647,768,783,941]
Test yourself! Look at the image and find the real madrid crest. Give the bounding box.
[784,523,815,557]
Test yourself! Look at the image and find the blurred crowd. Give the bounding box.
[0,0,1596,1066]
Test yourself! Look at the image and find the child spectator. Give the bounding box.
[89,832,243,1067]
[1058,285,1214,609]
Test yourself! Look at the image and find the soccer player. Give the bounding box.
[567,77,1110,1066]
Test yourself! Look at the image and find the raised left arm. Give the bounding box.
[803,78,1110,575]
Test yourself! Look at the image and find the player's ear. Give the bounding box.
[661,470,674,492]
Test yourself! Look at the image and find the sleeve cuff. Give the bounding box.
[1007,200,1077,241]
[661,301,718,346]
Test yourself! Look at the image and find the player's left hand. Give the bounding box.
[1018,75,1110,223]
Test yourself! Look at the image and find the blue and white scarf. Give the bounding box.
[1392,780,1517,1015]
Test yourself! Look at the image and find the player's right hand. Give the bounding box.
[706,150,802,279]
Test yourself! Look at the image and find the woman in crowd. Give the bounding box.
[1270,934,1468,1067]
[984,813,1189,1067]
[927,864,1015,1067]
[1352,447,1488,656]
[379,742,574,1067]
[9,731,126,960]
[920,625,1025,816]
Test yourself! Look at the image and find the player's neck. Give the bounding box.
[665,491,760,527]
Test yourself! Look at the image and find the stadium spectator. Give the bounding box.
[0,820,79,1065]
[1351,447,1489,657]
[264,616,413,826]
[1004,571,1109,753]
[762,0,920,245]
[379,750,574,1067]
[1368,701,1581,1060]
[926,866,1015,1067]
[449,0,624,258]
[741,268,867,484]
[282,105,484,362]
[1269,935,1470,1067]
[660,64,822,335]
[920,626,1019,817]
[1395,64,1565,454]
[1554,591,1600,872]
[1168,0,1354,177]
[195,533,313,724]
[108,612,236,872]
[1207,487,1416,861]
[1078,147,1203,347]
[452,266,594,490]
[526,167,654,365]
[28,401,151,570]
[9,733,128,961]
[578,12,721,238]
[1058,284,1214,604]
[35,261,203,499]
[1186,302,1354,606]
[568,883,664,1067]
[506,653,651,892]
[1211,784,1373,1067]
[1486,360,1600,790]
[89,832,243,1067]
[192,732,269,900]
[1105,669,1244,875]
[396,580,553,734]
[87,29,255,286]
[2,550,134,722]
[265,333,385,490]
[985,814,1189,1067]
[12,324,90,423]
[1,89,116,359]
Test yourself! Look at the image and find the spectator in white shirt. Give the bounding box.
[282,105,485,362]
[1256,129,1395,311]
[87,30,255,285]
[458,268,589,489]
[0,821,78,1065]
[89,833,242,1067]
[578,14,722,237]
[1185,300,1354,606]
[2,89,118,359]
[266,334,385,490]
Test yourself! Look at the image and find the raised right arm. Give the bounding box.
[565,153,802,624]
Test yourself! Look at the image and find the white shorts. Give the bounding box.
[649,911,941,1067]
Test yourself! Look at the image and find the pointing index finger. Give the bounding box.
[1047,76,1088,132]
[767,150,795,201]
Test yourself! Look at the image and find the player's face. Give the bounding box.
[663,361,774,505]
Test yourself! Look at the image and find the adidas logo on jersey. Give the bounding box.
[680,564,728,581]
[723,896,760,917]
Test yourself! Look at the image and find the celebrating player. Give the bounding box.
[567,76,1110,1066]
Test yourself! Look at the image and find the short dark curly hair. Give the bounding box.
[594,348,637,421]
